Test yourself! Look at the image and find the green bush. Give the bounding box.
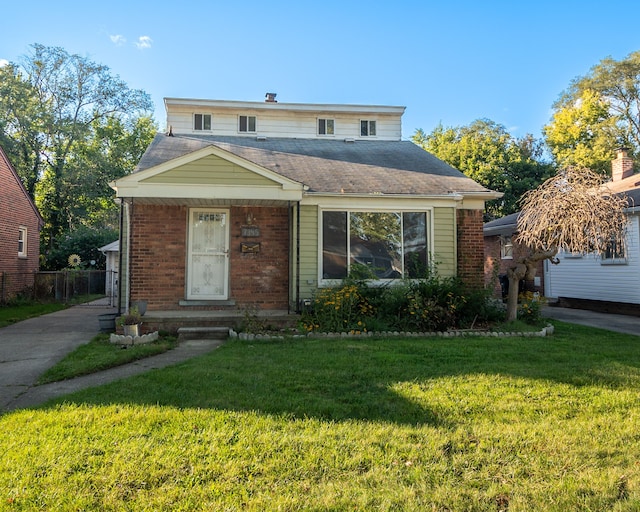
[302,272,505,334]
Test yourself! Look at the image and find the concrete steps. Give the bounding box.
[177,326,231,343]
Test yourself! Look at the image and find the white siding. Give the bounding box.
[545,215,640,304]
[166,104,403,140]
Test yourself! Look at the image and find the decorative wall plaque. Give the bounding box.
[241,242,261,253]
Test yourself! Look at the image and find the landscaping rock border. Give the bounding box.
[233,325,555,341]
[110,331,159,346]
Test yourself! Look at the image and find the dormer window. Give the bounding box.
[318,118,335,136]
[360,120,376,137]
[194,113,211,131]
[239,115,256,133]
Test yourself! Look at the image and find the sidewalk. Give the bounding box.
[0,300,224,412]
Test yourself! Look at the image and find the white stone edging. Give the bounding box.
[235,324,555,341]
[110,331,159,346]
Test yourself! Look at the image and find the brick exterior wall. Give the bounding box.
[129,204,289,310]
[484,235,544,298]
[0,148,41,301]
[456,209,484,289]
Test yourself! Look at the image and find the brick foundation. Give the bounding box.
[129,204,290,310]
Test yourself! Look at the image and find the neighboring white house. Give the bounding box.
[544,149,640,311]
[99,240,119,298]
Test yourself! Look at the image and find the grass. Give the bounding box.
[36,333,179,384]
[1,321,639,510]
[0,302,67,328]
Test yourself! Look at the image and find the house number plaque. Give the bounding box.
[241,226,260,237]
[241,242,261,253]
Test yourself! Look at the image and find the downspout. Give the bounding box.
[117,199,124,316]
[296,201,301,313]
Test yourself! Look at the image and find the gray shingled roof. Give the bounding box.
[135,134,493,196]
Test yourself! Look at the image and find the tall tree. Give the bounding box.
[413,120,554,220]
[505,168,628,321]
[545,51,640,174]
[0,44,155,251]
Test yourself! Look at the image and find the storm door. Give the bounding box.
[187,209,229,300]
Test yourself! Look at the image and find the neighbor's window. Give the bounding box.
[18,227,27,257]
[239,115,256,133]
[321,210,428,280]
[360,120,377,137]
[500,236,513,259]
[602,237,626,264]
[318,118,335,135]
[194,113,212,131]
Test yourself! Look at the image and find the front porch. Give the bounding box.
[139,309,300,334]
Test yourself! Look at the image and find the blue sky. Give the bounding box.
[2,0,640,140]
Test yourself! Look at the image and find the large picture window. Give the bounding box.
[321,210,429,280]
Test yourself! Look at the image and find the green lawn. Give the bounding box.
[1,322,639,510]
[0,302,67,328]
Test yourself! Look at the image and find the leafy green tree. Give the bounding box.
[45,225,119,270]
[545,51,640,174]
[0,44,155,254]
[413,120,554,219]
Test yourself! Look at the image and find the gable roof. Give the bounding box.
[133,134,497,198]
[0,145,43,225]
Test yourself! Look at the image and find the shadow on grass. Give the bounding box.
[45,321,640,426]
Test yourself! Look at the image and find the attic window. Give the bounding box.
[194,113,211,131]
[360,120,376,137]
[239,115,256,133]
[318,118,335,136]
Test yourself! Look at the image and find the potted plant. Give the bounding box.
[117,306,142,337]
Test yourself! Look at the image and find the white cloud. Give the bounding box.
[135,36,153,50]
[110,34,127,46]
[0,59,9,67]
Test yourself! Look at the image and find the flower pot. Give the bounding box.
[98,313,117,332]
[123,324,140,337]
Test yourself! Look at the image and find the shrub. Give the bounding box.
[517,291,545,325]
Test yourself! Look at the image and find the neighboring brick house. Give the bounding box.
[483,212,544,299]
[111,95,499,315]
[0,145,43,302]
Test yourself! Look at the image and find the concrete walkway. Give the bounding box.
[543,306,639,337]
[0,300,224,412]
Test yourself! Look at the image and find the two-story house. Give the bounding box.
[110,94,499,321]
[0,144,43,302]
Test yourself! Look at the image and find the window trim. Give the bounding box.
[193,113,212,131]
[318,118,335,136]
[238,115,257,133]
[18,226,27,258]
[318,207,433,286]
[360,119,377,137]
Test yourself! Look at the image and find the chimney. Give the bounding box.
[265,92,277,103]
[612,147,634,181]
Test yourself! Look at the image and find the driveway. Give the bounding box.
[543,306,639,336]
[0,299,115,411]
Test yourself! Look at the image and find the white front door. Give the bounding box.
[187,208,229,300]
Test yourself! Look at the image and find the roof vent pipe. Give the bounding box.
[265,92,277,103]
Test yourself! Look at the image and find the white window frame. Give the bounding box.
[318,208,433,286]
[500,235,513,260]
[193,113,212,131]
[318,118,335,136]
[360,119,377,137]
[18,227,27,258]
[238,115,257,133]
